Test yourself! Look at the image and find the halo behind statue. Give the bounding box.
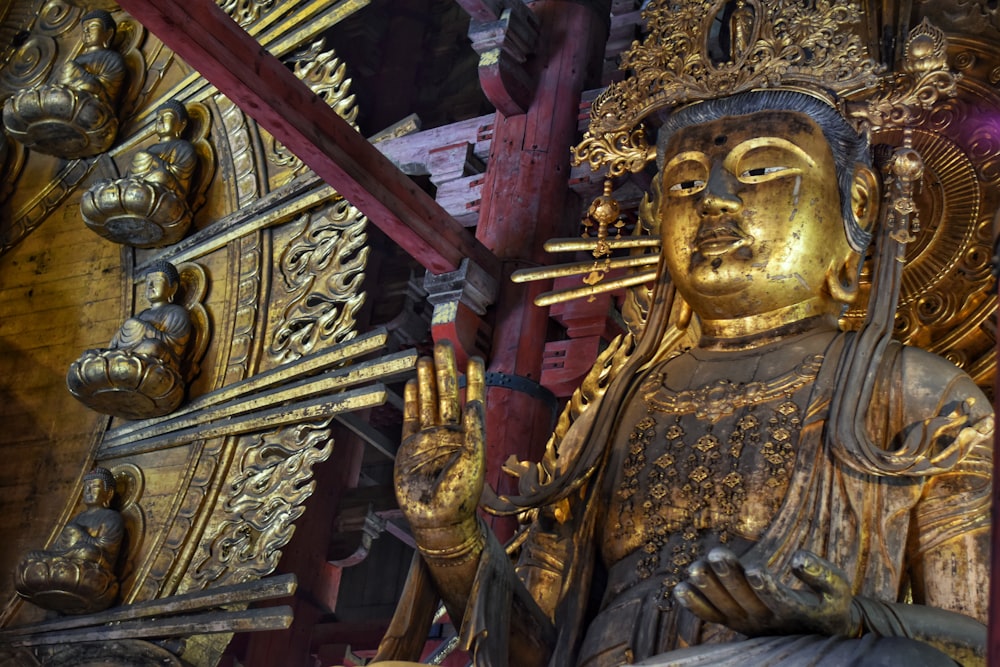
[15,467,123,615]
[513,1,960,345]
[66,262,209,420]
[79,101,214,248]
[2,11,147,161]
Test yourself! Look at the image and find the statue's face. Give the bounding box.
[156,108,186,138]
[658,110,853,322]
[82,477,112,507]
[82,19,112,48]
[145,270,177,303]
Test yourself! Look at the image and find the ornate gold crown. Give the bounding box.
[572,0,958,176]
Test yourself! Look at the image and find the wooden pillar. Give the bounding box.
[473,0,611,539]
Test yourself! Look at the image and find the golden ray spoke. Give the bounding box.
[543,236,661,253]
[535,269,658,307]
[511,253,659,283]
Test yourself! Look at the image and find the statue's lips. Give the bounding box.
[694,219,751,256]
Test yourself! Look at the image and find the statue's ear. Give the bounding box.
[850,165,879,233]
[826,250,861,305]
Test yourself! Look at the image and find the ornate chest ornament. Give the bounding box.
[614,353,824,608]
[640,354,824,423]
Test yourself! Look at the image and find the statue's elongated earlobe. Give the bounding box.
[851,165,880,233]
[827,252,861,305]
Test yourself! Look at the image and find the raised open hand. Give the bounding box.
[674,547,857,638]
[394,340,486,532]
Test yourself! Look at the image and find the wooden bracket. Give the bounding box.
[327,485,409,568]
[541,279,625,398]
[548,287,625,338]
[454,0,506,22]
[460,1,540,116]
[542,336,603,399]
[425,259,498,366]
[327,505,386,568]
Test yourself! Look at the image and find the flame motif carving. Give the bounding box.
[268,200,369,364]
[189,421,333,588]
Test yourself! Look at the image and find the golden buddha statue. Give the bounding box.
[81,100,199,247]
[15,468,124,615]
[376,2,992,666]
[67,260,193,420]
[3,10,125,159]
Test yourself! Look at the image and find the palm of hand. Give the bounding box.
[394,342,487,531]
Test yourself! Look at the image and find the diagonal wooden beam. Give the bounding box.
[115,0,499,277]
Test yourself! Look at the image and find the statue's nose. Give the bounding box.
[700,161,742,216]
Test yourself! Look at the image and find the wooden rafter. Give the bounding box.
[114,0,499,277]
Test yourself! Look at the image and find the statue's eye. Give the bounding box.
[662,153,709,196]
[740,166,790,180]
[731,141,810,183]
[668,179,705,194]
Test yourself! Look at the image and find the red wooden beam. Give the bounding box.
[115,0,498,277]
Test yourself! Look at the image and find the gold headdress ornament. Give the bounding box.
[513,0,958,311]
[572,0,956,177]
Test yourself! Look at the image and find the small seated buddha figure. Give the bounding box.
[15,468,124,615]
[3,10,125,158]
[81,100,199,247]
[67,260,193,420]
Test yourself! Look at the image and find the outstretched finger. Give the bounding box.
[434,342,460,425]
[416,356,438,428]
[745,564,811,616]
[687,559,747,622]
[674,581,727,624]
[707,548,771,618]
[789,551,850,601]
[466,356,486,405]
[402,379,419,441]
[463,398,487,475]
